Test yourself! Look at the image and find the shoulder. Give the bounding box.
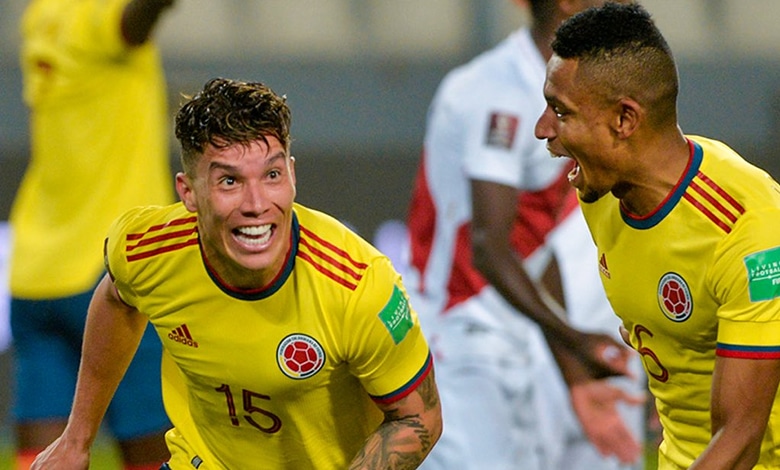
[106,203,198,266]
[103,203,198,305]
[432,30,535,113]
[110,203,195,241]
[294,204,390,288]
[690,136,780,212]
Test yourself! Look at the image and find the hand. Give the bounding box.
[579,331,637,380]
[570,379,646,465]
[31,436,90,470]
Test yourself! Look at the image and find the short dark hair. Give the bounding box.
[174,78,292,175]
[552,2,678,125]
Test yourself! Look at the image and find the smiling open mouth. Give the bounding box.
[235,224,272,245]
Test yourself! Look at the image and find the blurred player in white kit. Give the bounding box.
[405,1,647,468]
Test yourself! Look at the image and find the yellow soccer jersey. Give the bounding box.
[10,0,172,298]
[105,202,432,469]
[581,136,780,469]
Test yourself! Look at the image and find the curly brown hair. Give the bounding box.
[174,78,292,175]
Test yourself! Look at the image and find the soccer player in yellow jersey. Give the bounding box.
[10,0,175,468]
[31,77,442,469]
[535,3,780,469]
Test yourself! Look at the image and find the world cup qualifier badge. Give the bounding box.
[657,272,693,322]
[743,246,780,302]
[277,334,326,379]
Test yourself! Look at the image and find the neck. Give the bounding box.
[618,129,690,216]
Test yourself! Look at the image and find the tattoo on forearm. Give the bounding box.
[349,415,432,469]
[349,371,441,469]
[418,371,440,412]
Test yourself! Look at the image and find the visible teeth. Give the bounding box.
[236,225,272,245]
[238,225,271,236]
[568,163,580,183]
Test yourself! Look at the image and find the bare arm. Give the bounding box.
[31,274,150,469]
[348,370,442,469]
[121,0,176,46]
[689,355,780,469]
[470,179,631,382]
[471,179,643,462]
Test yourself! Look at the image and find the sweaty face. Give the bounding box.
[535,56,621,203]
[176,137,296,289]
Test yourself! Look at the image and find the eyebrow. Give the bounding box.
[208,160,234,171]
[544,93,569,111]
[542,90,560,104]
[265,151,287,167]
[207,150,288,173]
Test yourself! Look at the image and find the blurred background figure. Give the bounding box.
[8,0,176,468]
[373,219,411,277]
[406,1,646,469]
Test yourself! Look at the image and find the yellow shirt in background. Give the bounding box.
[10,0,173,298]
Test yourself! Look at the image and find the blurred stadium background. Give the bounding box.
[1,1,779,467]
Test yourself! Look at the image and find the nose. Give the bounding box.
[241,180,268,216]
[534,106,556,142]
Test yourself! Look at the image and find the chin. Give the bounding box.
[238,253,276,272]
[578,188,603,204]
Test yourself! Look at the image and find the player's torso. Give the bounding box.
[159,261,380,465]
[114,204,385,468]
[586,189,721,405]
[584,137,780,466]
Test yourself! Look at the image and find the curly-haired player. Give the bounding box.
[31,78,442,469]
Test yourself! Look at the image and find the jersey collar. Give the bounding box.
[201,212,299,300]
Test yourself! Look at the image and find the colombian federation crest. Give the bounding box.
[657,272,693,322]
[277,334,326,379]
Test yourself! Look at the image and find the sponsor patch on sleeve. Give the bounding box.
[744,246,780,302]
[378,285,414,344]
[485,112,519,149]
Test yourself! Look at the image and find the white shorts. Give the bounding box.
[421,303,547,470]
[422,308,645,470]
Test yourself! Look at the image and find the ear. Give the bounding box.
[289,155,297,187]
[613,97,642,139]
[175,172,198,212]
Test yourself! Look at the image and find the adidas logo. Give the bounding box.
[168,324,199,348]
[599,253,611,279]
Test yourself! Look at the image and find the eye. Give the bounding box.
[219,176,236,186]
[553,106,566,118]
[268,169,281,180]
